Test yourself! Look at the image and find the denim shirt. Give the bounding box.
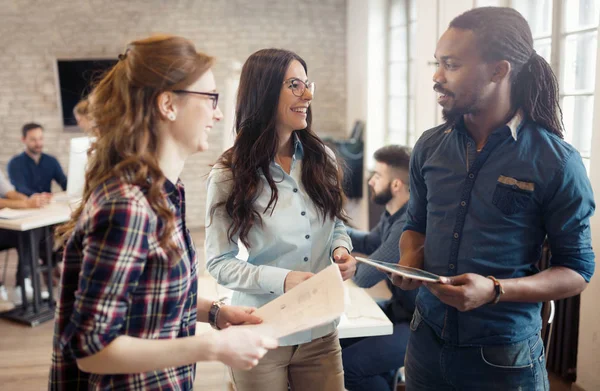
[405,112,595,346]
[205,134,352,346]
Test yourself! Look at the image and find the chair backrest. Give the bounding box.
[541,300,555,355]
[349,120,365,142]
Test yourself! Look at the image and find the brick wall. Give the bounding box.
[0,0,347,228]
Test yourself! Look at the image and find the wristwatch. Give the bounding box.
[208,298,226,330]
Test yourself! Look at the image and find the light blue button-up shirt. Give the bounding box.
[205,134,353,346]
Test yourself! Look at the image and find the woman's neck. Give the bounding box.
[157,140,186,184]
[276,130,294,158]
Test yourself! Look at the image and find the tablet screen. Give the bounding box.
[356,257,441,283]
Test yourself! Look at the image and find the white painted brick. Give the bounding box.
[0,0,347,228]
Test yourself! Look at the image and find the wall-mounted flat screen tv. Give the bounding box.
[57,59,117,129]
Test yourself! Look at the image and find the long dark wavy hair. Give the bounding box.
[210,48,347,248]
[450,7,564,138]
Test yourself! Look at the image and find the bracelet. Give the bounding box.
[486,276,504,305]
[208,299,225,330]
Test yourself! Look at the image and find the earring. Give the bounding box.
[168,113,176,121]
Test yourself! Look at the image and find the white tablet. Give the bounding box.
[355,257,442,283]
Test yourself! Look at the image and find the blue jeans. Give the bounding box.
[405,308,549,391]
[341,322,411,391]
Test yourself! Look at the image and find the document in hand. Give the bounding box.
[235,264,345,339]
[355,257,442,283]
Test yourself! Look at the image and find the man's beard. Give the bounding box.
[441,93,482,126]
[27,146,42,155]
[370,185,393,205]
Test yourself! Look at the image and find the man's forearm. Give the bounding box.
[5,190,27,201]
[399,230,425,268]
[500,266,587,303]
[0,198,27,209]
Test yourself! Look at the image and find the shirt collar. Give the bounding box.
[292,131,304,160]
[506,110,525,141]
[386,203,408,222]
[450,109,525,141]
[271,132,304,167]
[22,151,44,163]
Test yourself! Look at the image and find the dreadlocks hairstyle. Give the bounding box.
[450,7,564,138]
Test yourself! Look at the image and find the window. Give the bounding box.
[512,0,600,172]
[386,0,417,146]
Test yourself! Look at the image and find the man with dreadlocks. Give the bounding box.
[390,7,595,390]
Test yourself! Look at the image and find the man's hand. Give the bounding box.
[333,247,357,281]
[389,273,423,291]
[425,273,496,312]
[284,271,314,292]
[26,193,52,208]
[217,305,262,329]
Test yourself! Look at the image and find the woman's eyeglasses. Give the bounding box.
[173,90,219,110]
[283,78,315,97]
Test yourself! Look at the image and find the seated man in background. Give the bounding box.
[342,145,417,391]
[8,122,67,196]
[0,170,51,310]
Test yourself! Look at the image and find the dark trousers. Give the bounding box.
[341,322,410,391]
[405,308,549,391]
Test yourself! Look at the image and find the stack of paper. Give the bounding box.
[0,208,36,219]
[236,264,345,339]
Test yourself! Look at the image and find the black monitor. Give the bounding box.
[56,59,117,128]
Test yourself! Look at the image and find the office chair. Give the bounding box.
[541,299,556,358]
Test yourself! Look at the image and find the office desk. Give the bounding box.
[196,274,393,339]
[0,202,71,326]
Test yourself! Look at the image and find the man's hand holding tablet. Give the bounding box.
[355,257,442,289]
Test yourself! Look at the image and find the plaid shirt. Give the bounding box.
[49,176,198,390]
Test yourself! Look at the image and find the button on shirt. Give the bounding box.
[205,135,352,346]
[405,112,595,346]
[8,152,67,196]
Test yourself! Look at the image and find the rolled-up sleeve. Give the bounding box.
[205,168,290,296]
[404,138,427,234]
[331,217,353,255]
[543,151,595,282]
[62,198,150,358]
[0,171,15,198]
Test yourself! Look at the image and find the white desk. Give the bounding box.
[0,201,72,326]
[0,202,72,231]
[197,274,393,339]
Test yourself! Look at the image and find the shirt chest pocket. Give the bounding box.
[492,175,535,215]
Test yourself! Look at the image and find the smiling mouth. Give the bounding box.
[291,107,307,114]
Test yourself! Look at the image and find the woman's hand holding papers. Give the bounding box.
[333,247,357,281]
[284,271,315,292]
[217,305,262,329]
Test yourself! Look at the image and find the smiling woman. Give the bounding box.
[205,48,356,391]
[49,35,278,391]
